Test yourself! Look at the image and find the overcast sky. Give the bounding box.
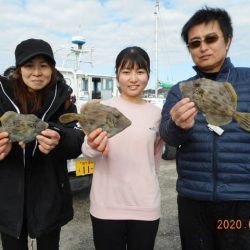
[1,0,250,89]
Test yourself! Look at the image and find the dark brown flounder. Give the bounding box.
[0,111,48,143]
[179,78,250,131]
[59,100,131,138]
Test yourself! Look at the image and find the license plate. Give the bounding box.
[75,159,94,176]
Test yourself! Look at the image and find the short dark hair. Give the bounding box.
[115,46,150,76]
[181,6,233,45]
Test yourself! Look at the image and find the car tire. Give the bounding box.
[162,144,176,160]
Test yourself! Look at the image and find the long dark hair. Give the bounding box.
[11,63,57,114]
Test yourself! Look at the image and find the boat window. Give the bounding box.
[81,78,88,91]
[105,78,113,90]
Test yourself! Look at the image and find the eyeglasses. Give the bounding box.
[187,34,219,49]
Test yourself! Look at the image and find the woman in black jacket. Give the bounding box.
[0,38,84,250]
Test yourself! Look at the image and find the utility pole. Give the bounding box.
[154,0,159,98]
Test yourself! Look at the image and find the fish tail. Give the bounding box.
[234,112,250,131]
[59,113,80,124]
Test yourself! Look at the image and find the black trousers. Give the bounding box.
[1,228,61,250]
[178,195,250,250]
[90,214,160,250]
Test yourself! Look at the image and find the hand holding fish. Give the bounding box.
[36,129,60,154]
[179,78,250,131]
[170,98,198,130]
[87,128,109,155]
[0,111,49,143]
[0,132,12,160]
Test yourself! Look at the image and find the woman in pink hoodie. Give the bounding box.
[81,46,163,250]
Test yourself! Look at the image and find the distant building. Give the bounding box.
[143,87,170,98]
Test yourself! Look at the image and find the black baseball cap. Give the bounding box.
[15,38,56,67]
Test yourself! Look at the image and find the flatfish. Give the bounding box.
[0,111,48,143]
[179,78,250,131]
[59,100,131,138]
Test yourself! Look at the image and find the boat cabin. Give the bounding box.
[57,67,118,111]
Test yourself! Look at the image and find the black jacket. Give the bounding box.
[0,74,84,238]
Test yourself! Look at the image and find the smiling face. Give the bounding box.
[117,63,149,102]
[115,46,150,103]
[188,20,231,73]
[20,56,53,92]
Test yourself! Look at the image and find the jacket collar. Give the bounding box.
[192,57,234,81]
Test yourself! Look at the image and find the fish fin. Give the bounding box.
[0,111,16,123]
[59,113,81,124]
[90,99,101,103]
[223,82,237,110]
[179,81,194,98]
[234,112,250,132]
[80,99,100,114]
[206,113,232,126]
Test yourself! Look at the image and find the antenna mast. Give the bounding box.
[154,0,159,98]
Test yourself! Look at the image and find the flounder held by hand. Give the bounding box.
[59,100,131,138]
[179,78,250,132]
[0,111,48,143]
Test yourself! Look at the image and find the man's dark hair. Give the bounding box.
[181,6,233,45]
